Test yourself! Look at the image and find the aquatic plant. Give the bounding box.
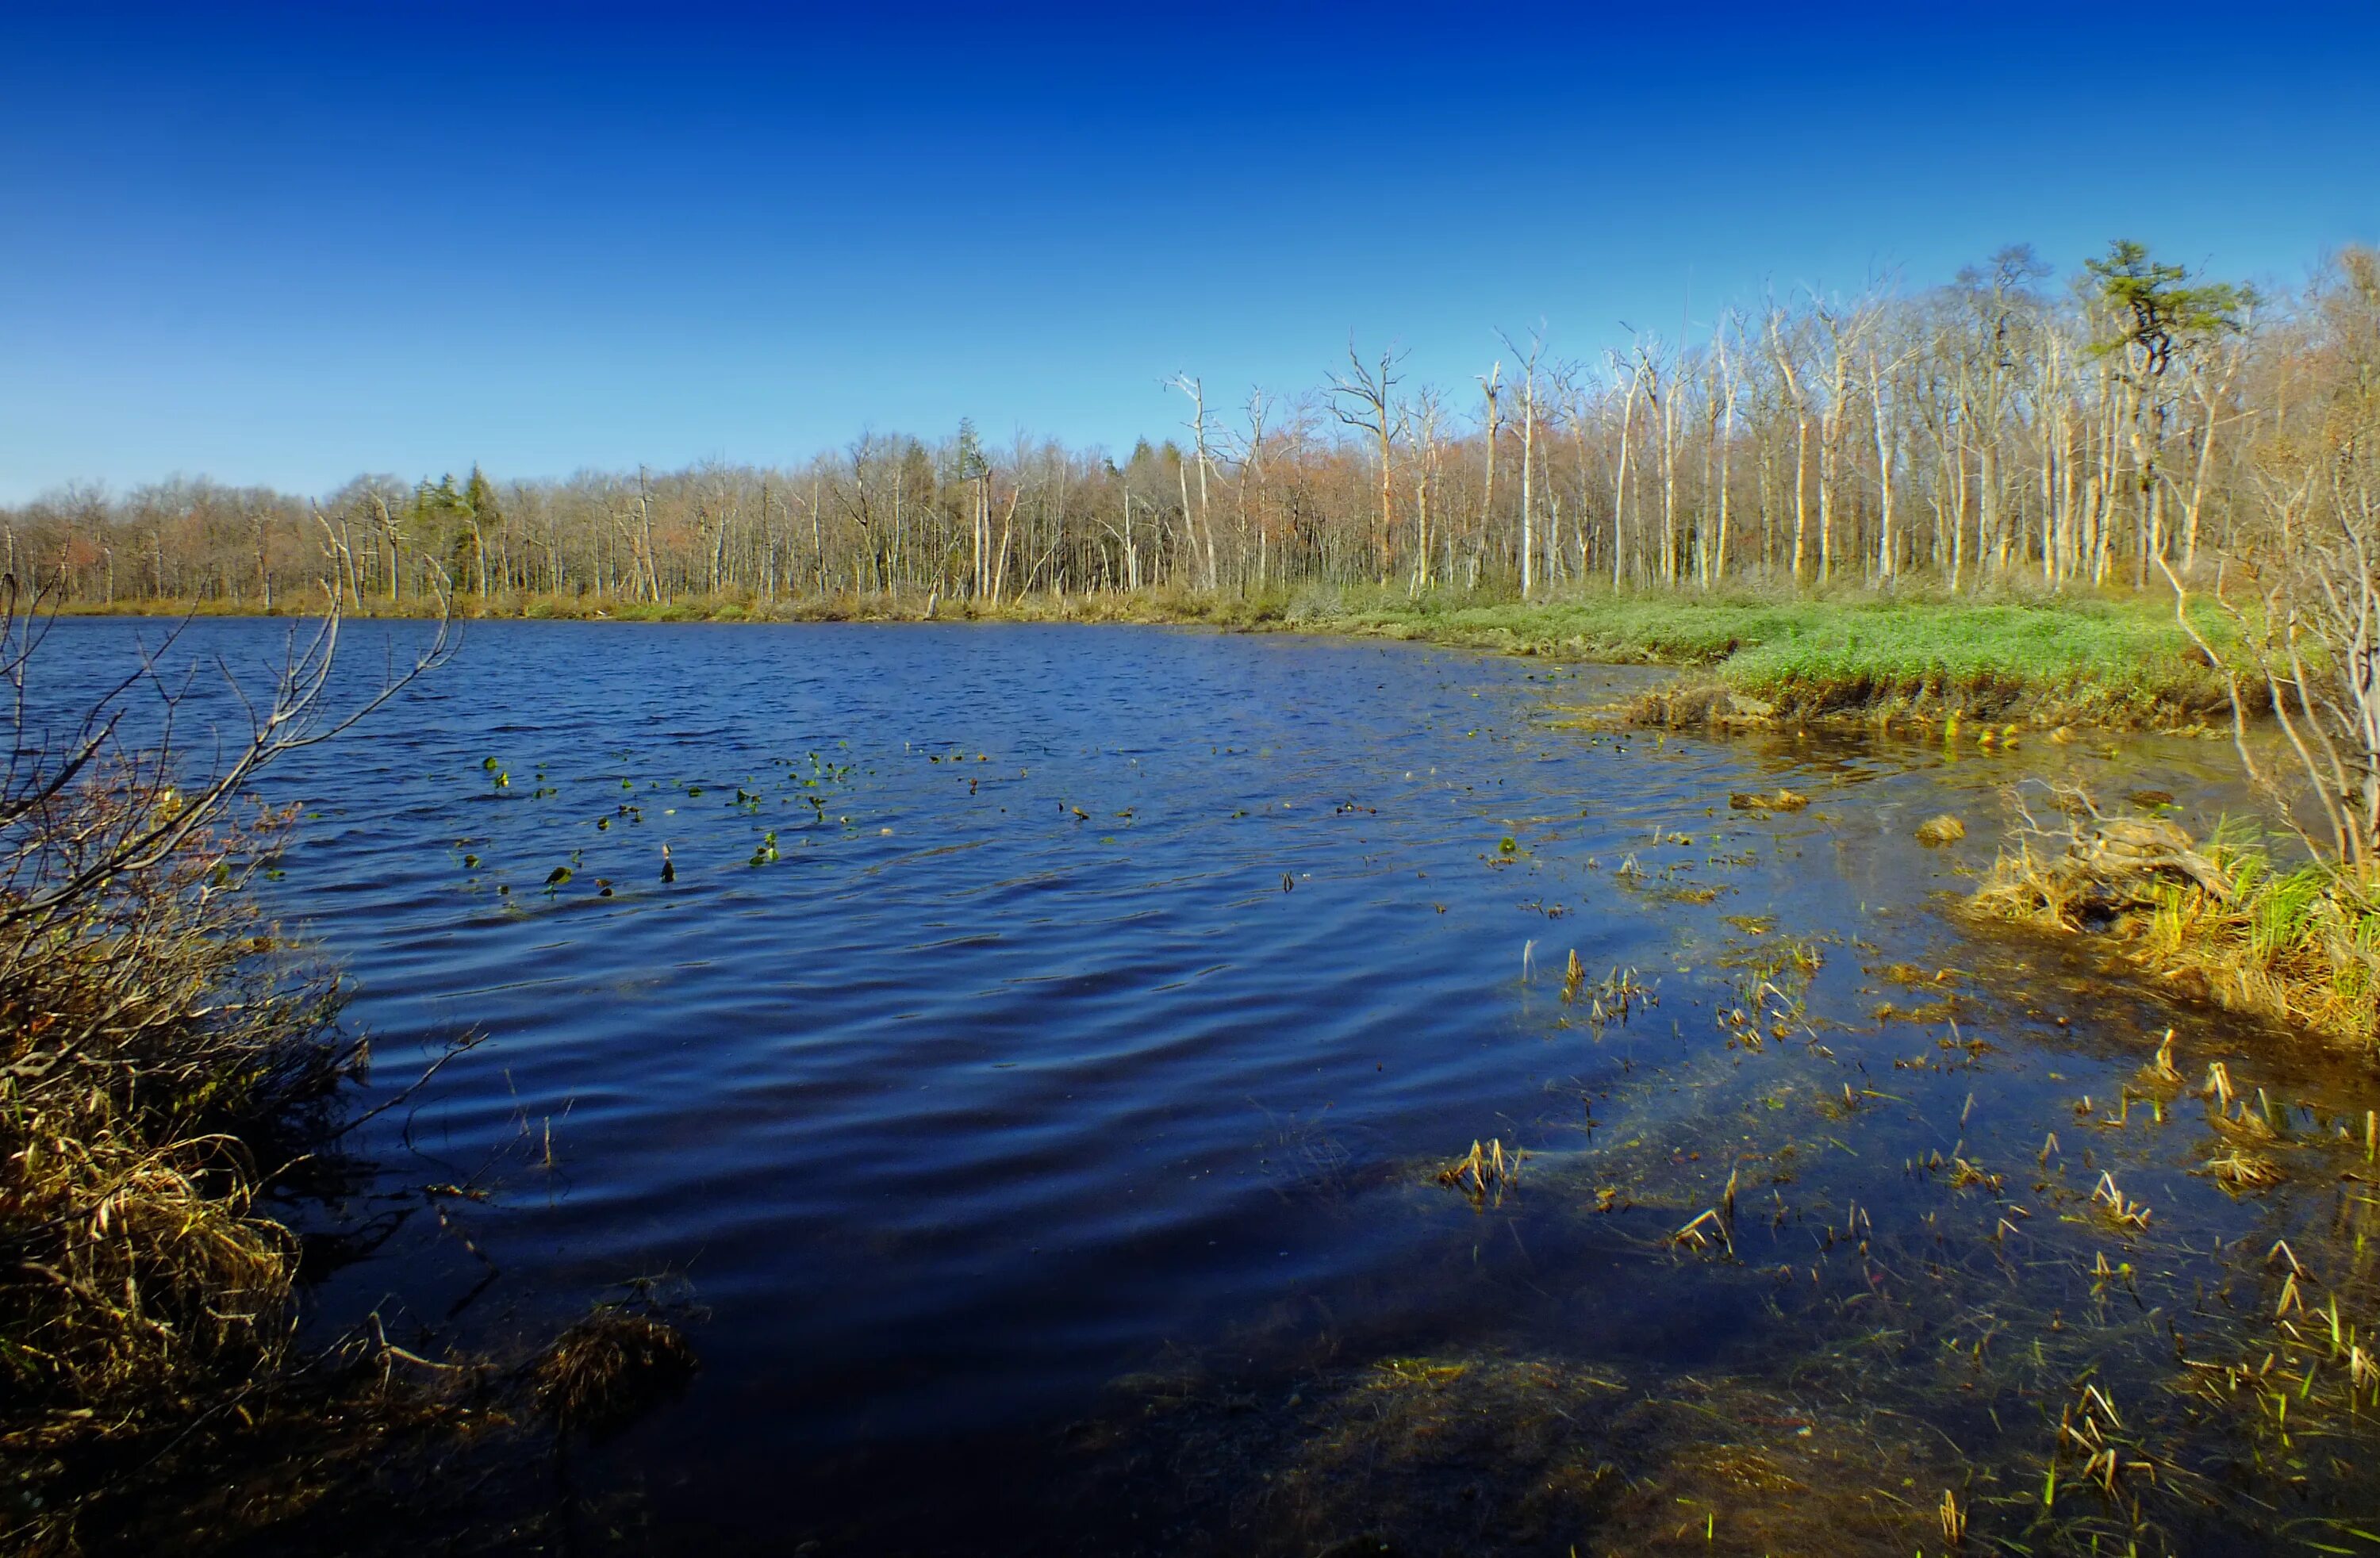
[1434,1138,1520,1207]
[532,1300,699,1439]
[1973,798,2380,1047]
[1915,813,1967,846]
[1728,788,1809,812]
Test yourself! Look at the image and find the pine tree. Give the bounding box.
[2084,240,2249,375]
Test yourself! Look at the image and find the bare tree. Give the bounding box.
[2164,250,2380,867]
[1329,341,1403,585]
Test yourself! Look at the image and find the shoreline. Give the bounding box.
[56,587,2239,733]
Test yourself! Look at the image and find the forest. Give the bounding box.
[5,240,2372,612]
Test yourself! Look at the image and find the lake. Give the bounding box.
[32,617,2380,1556]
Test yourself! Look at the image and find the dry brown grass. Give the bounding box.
[1915,813,1968,846]
[531,1304,700,1438]
[0,581,490,1553]
[1969,798,2380,1047]
[0,777,360,1552]
[0,581,715,1554]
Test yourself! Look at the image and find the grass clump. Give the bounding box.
[0,587,451,1551]
[1972,807,2380,1047]
[532,1301,700,1439]
[0,778,356,1548]
[0,593,692,1554]
[1710,597,2232,725]
[1914,814,1967,846]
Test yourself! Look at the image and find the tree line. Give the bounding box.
[6,240,2373,611]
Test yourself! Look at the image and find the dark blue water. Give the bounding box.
[29,618,2380,1556]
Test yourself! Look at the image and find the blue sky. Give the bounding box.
[2,1,2374,500]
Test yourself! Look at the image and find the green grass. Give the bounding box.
[1711,600,2229,720]
[1291,587,2236,728]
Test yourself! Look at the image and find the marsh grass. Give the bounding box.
[1303,586,2241,729]
[1973,812,2380,1048]
[0,780,370,1551]
[532,1300,701,1439]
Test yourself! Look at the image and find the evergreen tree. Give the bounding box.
[2085,239,2250,375]
[463,465,501,530]
[953,417,991,482]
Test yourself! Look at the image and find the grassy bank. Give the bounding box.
[67,583,2234,730]
[1292,589,2235,730]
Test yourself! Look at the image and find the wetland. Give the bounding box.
[22,615,2380,1556]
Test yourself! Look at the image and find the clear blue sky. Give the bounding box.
[2,1,2374,501]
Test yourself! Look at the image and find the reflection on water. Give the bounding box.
[30,619,2380,1555]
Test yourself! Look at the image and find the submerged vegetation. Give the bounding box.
[1074,930,2380,1556]
[531,1299,701,1440]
